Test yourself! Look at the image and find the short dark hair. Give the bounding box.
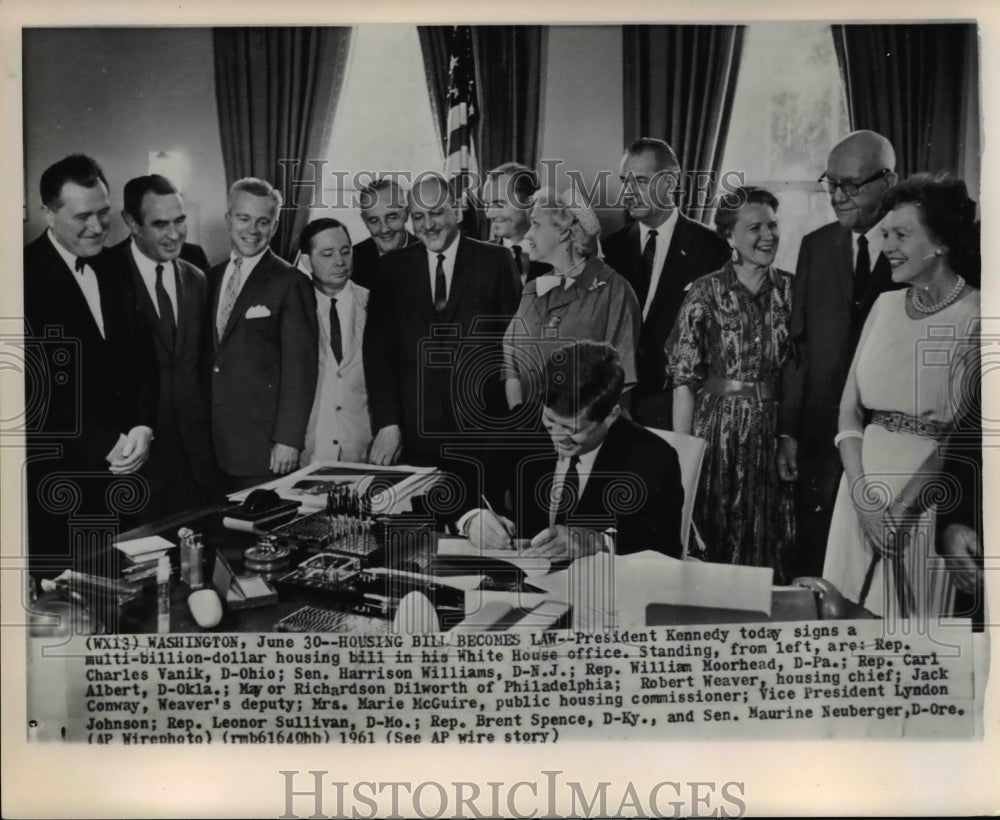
[544,341,625,422]
[625,137,680,175]
[486,162,538,203]
[298,217,351,255]
[40,154,109,209]
[714,186,780,239]
[122,174,179,224]
[883,173,980,284]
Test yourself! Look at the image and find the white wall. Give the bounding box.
[23,28,230,264]
[539,26,626,235]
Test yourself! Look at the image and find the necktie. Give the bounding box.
[154,263,176,347]
[854,234,871,306]
[512,245,525,281]
[216,256,243,339]
[74,256,85,274]
[636,229,658,307]
[329,297,343,364]
[553,455,581,525]
[433,253,447,314]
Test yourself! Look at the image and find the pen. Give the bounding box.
[480,494,515,550]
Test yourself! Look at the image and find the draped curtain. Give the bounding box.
[832,24,975,180]
[418,25,546,238]
[475,26,546,176]
[213,27,352,261]
[622,25,744,224]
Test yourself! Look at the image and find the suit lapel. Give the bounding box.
[42,239,106,342]
[645,216,691,321]
[92,258,121,344]
[220,250,272,347]
[126,250,174,358]
[833,226,854,304]
[174,260,196,358]
[410,247,436,322]
[344,280,366,363]
[579,419,624,511]
[625,222,642,287]
[441,236,471,322]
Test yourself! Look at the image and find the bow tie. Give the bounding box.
[534,274,567,296]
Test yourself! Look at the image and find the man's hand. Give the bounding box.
[108,426,153,474]
[465,509,516,552]
[524,525,606,560]
[270,443,300,475]
[370,425,402,466]
[940,523,981,594]
[777,436,798,482]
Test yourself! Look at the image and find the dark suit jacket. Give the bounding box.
[207,250,318,477]
[363,234,519,465]
[24,232,158,573]
[351,233,420,290]
[23,233,158,470]
[779,222,904,458]
[113,244,215,492]
[485,418,684,557]
[603,216,729,426]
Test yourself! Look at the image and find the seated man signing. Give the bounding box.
[461,341,684,560]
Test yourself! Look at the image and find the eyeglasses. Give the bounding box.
[818,168,891,197]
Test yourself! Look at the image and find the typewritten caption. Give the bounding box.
[37,621,976,743]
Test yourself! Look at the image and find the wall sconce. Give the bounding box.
[148,150,191,193]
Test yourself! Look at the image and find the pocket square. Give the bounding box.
[245,305,271,319]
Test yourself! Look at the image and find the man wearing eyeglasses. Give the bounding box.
[778,130,903,577]
[460,341,683,560]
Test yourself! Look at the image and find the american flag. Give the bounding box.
[444,25,479,182]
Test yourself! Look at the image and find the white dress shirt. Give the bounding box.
[130,240,178,319]
[638,209,679,320]
[48,229,105,337]
[216,248,267,328]
[426,234,461,302]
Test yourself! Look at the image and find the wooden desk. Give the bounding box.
[105,506,874,633]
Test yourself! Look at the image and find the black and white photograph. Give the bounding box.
[2,0,997,816]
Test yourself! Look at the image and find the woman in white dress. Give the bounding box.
[823,174,980,621]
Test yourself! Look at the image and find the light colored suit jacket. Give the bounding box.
[207,250,318,477]
[303,280,372,464]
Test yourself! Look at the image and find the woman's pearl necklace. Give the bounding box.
[910,275,965,314]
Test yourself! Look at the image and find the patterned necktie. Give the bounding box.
[433,253,448,314]
[154,263,176,347]
[636,229,658,307]
[854,234,871,307]
[553,455,581,525]
[329,297,343,364]
[216,256,243,339]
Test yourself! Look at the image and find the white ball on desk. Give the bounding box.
[188,589,223,628]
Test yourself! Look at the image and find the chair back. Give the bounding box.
[645,427,707,557]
